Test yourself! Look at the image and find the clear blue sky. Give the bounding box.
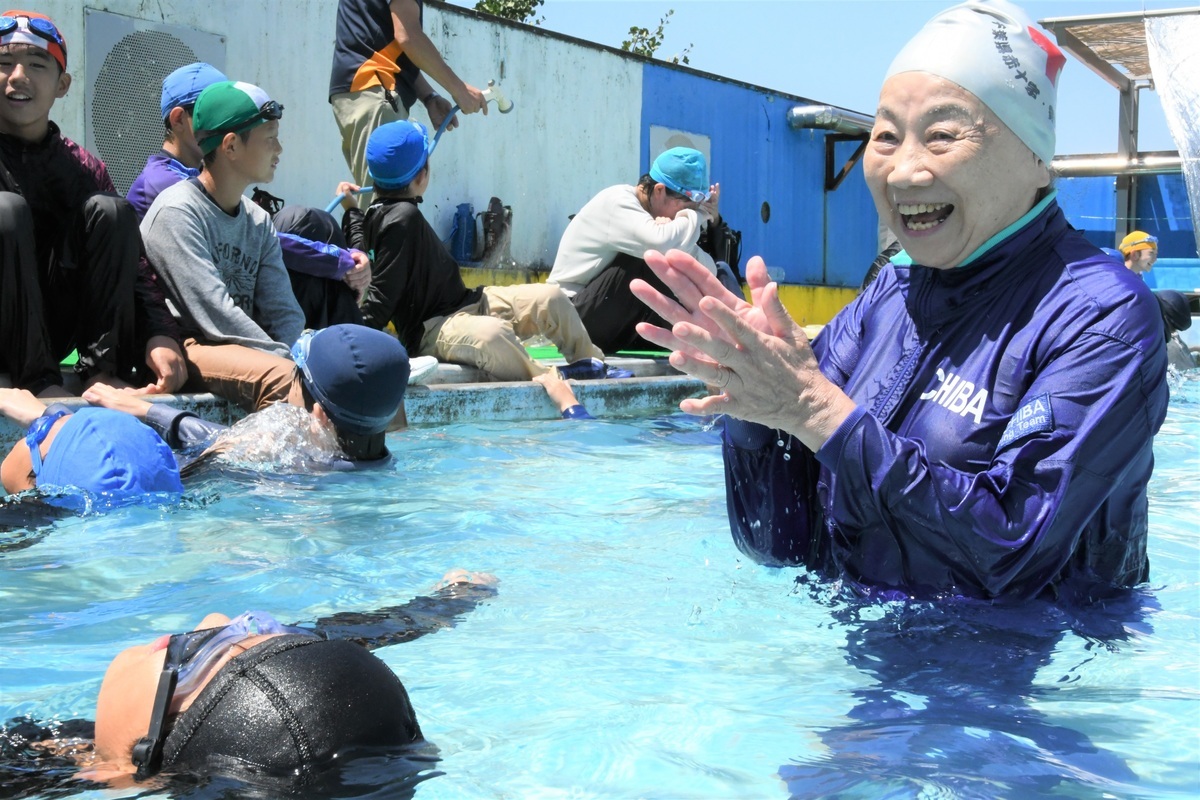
[445,0,1183,156]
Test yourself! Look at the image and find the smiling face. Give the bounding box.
[1125,248,1157,274]
[0,44,69,141]
[864,72,1050,269]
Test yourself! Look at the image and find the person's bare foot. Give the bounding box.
[534,369,583,413]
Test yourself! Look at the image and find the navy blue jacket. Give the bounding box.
[724,199,1168,602]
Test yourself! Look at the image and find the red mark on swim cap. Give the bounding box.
[1028,26,1066,86]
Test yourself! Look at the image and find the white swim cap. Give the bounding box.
[885,0,1066,164]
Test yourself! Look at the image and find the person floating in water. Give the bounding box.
[0,570,497,796]
[0,324,413,536]
[0,387,182,513]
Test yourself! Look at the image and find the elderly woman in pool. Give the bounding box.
[633,0,1168,603]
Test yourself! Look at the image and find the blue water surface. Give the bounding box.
[1,376,1199,799]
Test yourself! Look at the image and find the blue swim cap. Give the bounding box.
[34,407,182,507]
[160,62,227,120]
[1100,247,1124,263]
[292,325,410,436]
[366,121,431,190]
[649,147,710,201]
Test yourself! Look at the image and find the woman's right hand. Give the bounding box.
[631,249,775,362]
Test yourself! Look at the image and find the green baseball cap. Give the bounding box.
[192,80,284,155]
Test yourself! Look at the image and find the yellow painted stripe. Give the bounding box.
[460,267,855,327]
[775,284,857,326]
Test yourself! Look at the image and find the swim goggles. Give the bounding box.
[0,14,67,52]
[648,166,710,204]
[194,99,285,144]
[291,329,393,434]
[1127,234,1158,248]
[131,610,320,779]
[252,99,285,124]
[24,409,68,477]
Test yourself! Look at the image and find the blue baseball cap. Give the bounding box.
[366,121,431,190]
[161,62,227,120]
[649,147,710,202]
[292,325,410,460]
[34,407,182,508]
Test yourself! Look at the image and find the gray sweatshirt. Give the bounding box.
[141,179,304,356]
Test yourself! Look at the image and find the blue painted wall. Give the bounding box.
[638,63,877,287]
[1058,173,1197,257]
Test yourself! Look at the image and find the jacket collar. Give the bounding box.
[893,195,1068,327]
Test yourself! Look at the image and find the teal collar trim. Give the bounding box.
[959,190,1057,267]
[889,190,1058,269]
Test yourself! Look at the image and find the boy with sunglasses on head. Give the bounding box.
[548,147,729,354]
[139,80,309,401]
[0,10,186,398]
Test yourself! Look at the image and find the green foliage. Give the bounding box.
[621,8,692,65]
[474,0,544,24]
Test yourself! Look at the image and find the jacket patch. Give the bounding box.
[917,368,989,423]
[998,393,1054,449]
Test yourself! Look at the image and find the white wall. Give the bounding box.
[41,0,643,267]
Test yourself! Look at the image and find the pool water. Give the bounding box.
[2,376,1199,799]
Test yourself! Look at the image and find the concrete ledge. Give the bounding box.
[0,372,706,448]
[405,374,704,425]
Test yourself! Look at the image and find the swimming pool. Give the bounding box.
[2,375,1199,798]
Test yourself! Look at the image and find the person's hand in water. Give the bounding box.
[533,369,585,414]
[82,385,154,420]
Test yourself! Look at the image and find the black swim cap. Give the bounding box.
[161,635,422,786]
[1155,290,1193,337]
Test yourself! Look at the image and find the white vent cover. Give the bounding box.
[84,9,225,196]
[649,125,712,170]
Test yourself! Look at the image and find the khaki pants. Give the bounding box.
[331,86,407,208]
[420,285,604,381]
[183,338,305,414]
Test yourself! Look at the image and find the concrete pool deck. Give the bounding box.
[0,355,706,448]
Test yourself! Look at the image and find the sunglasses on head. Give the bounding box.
[131,611,320,780]
[657,174,709,204]
[255,99,284,123]
[0,14,66,49]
